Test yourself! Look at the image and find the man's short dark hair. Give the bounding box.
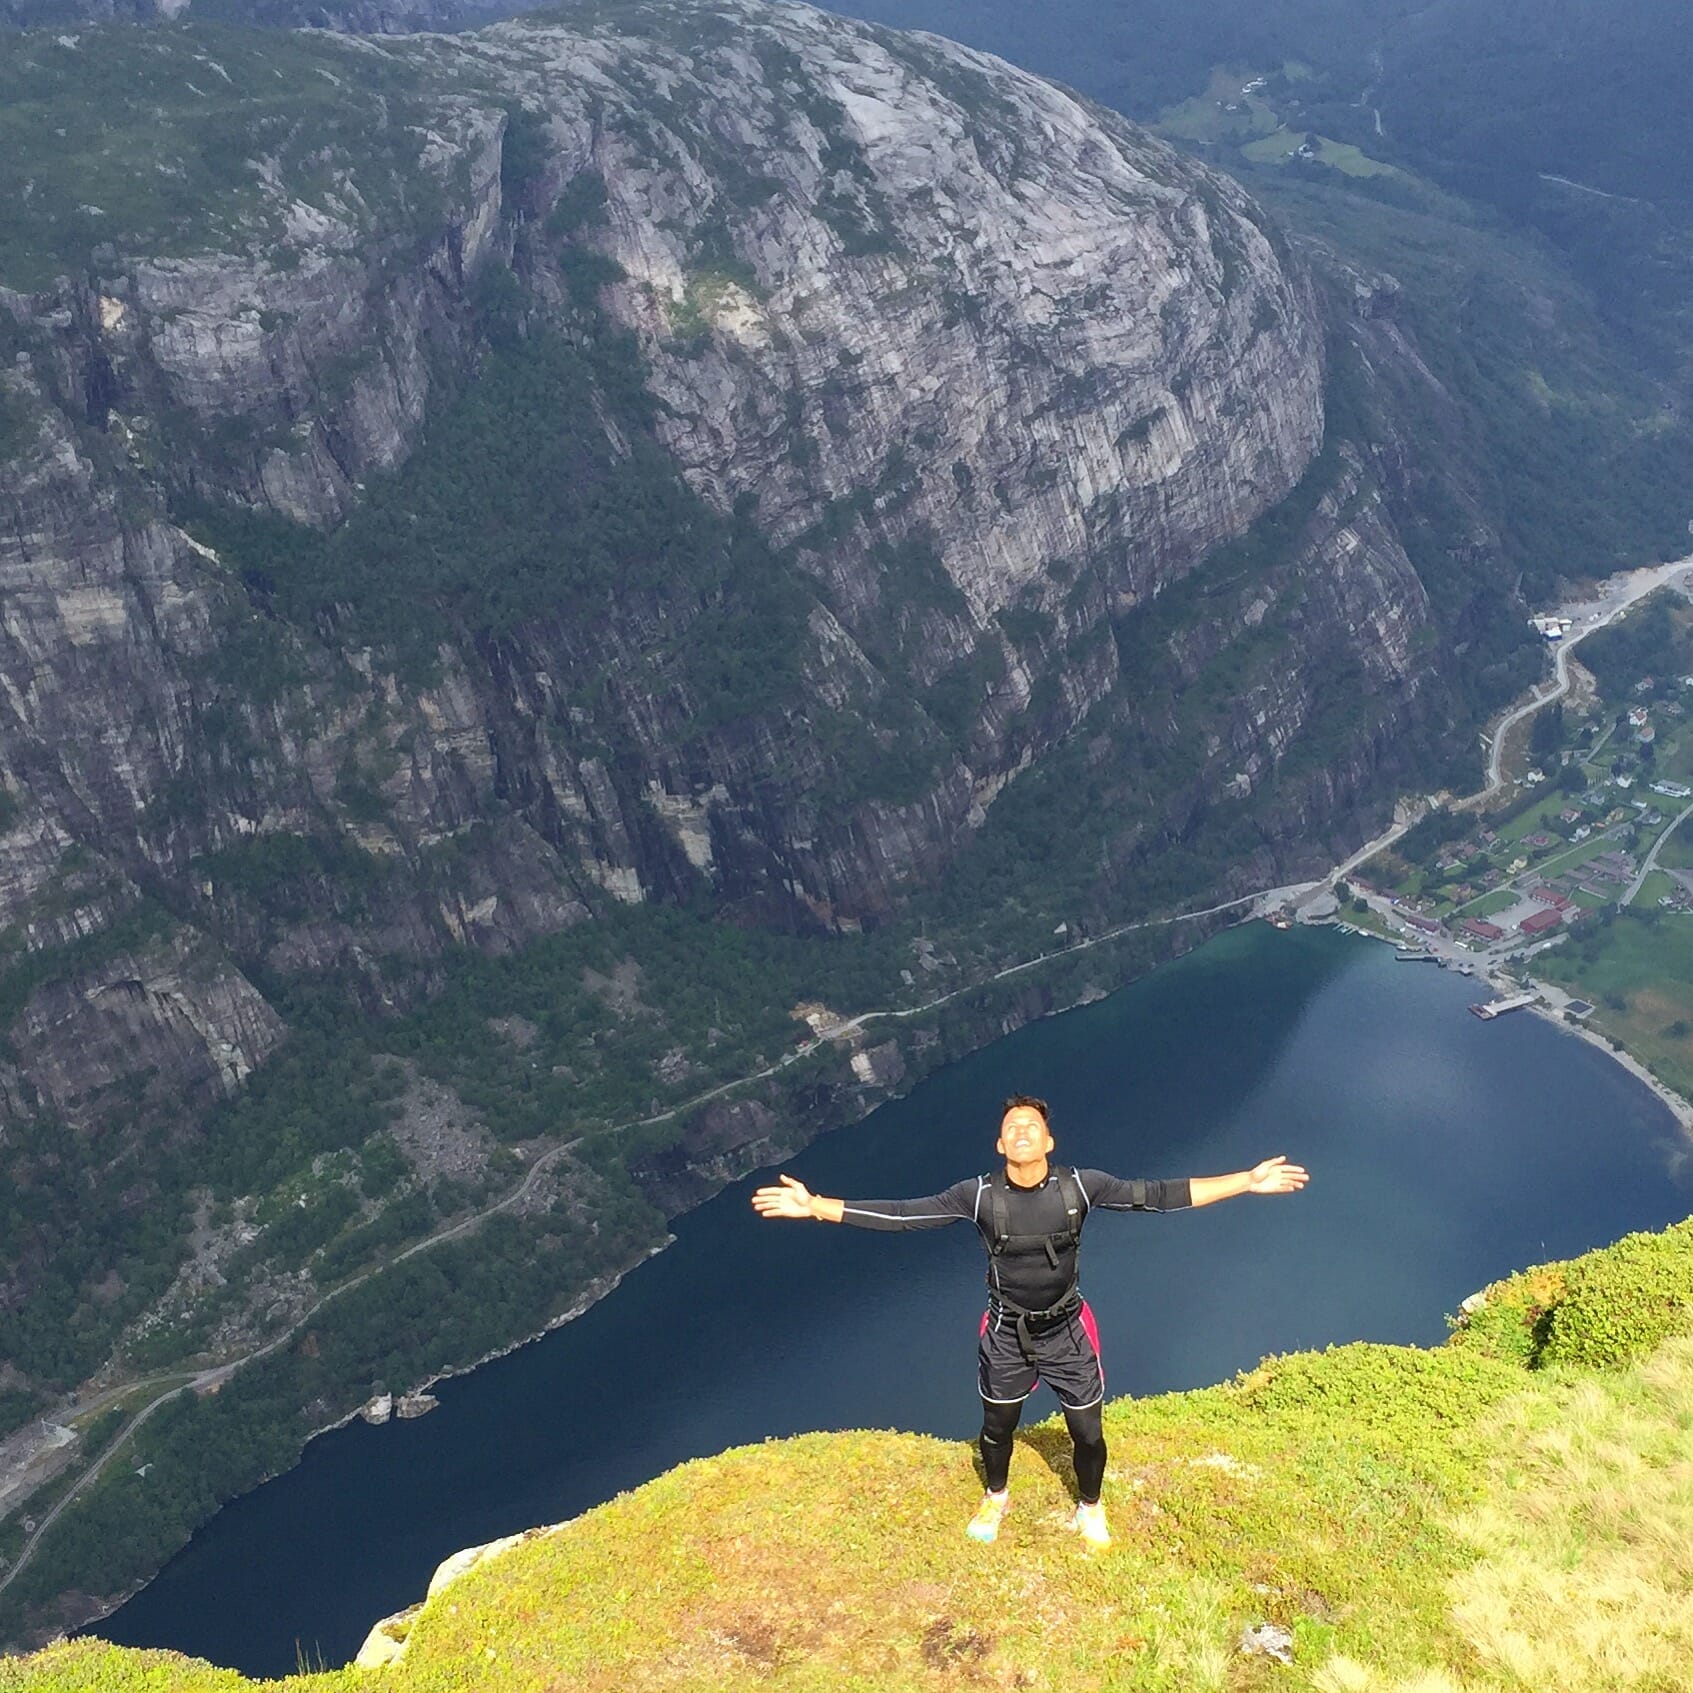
[1003,1093,1050,1124]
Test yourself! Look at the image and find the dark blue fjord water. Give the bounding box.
[96,924,1693,1675]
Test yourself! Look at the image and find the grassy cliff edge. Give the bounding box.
[10,1217,1693,1693]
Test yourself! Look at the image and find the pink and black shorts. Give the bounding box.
[977,1298,1104,1410]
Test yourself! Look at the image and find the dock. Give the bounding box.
[1469,991,1539,1020]
[1395,950,1438,962]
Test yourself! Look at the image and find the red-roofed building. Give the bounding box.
[1519,908,1563,936]
[1530,887,1573,910]
[1463,918,1506,942]
[1403,912,1443,934]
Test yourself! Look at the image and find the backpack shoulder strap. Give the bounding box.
[989,1169,1011,1255]
[1057,1166,1085,1230]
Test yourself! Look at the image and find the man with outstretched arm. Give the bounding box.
[752,1093,1308,1548]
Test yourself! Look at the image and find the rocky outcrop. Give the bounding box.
[7,925,285,1135]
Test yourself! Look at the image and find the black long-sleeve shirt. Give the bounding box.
[839,1168,1192,1311]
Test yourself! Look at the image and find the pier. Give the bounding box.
[1469,991,1539,1020]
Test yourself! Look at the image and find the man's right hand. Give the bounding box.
[752,1173,817,1219]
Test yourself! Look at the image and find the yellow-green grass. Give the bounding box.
[1537,915,1693,1096]
[1490,790,1574,846]
[16,1221,1693,1693]
[1338,908,1396,942]
[1454,889,1516,920]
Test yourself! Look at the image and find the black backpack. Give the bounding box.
[986,1166,1089,1272]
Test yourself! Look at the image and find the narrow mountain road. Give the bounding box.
[1624,800,1693,906]
[1483,556,1693,795]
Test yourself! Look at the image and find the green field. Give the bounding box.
[1460,889,1519,919]
[1536,911,1693,1099]
[1633,869,1678,907]
[1240,129,1399,177]
[1657,820,1693,871]
[1153,65,1281,143]
[1493,789,1578,845]
[1528,831,1624,884]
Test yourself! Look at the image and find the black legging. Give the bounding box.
[979,1397,1107,1503]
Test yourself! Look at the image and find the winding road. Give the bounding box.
[1484,556,1693,795]
[1624,799,1693,906]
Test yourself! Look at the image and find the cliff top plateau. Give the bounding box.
[9,1215,1693,1691]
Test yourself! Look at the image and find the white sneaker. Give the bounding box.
[1069,1500,1111,1547]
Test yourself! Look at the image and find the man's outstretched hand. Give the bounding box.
[1247,1156,1309,1195]
[752,1173,816,1219]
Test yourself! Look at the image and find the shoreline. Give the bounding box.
[57,1241,677,1652]
[39,790,1682,1653]
[49,850,1689,1662]
[1523,986,1693,1132]
[1306,556,1693,1142]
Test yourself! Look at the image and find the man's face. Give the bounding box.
[996,1106,1054,1163]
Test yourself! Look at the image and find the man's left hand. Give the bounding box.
[1247,1155,1309,1195]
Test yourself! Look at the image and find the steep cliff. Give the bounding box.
[0,0,1490,1637]
[0,6,1354,1035]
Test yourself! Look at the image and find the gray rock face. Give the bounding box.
[9,927,285,1133]
[568,14,1326,616]
[0,0,1439,1155]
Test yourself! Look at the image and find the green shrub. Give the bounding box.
[1448,1219,1693,1371]
[1541,1220,1693,1371]
[1446,1261,1566,1367]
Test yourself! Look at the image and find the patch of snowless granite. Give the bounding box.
[466,2,1325,630]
